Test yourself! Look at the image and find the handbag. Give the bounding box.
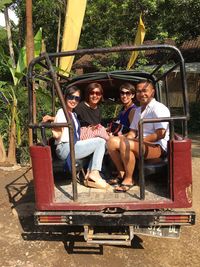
[107,121,122,136]
[80,124,109,141]
[107,121,130,136]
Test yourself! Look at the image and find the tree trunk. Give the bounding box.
[26,0,34,64]
[4,7,16,68]
[4,6,17,164]
[26,0,35,146]
[56,9,61,67]
[0,135,6,163]
[7,101,17,164]
[18,13,22,49]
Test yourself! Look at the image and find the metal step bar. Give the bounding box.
[84,225,134,246]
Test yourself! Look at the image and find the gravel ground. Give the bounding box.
[0,136,199,267]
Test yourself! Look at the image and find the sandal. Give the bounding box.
[84,176,112,190]
[114,183,136,193]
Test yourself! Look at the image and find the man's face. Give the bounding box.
[136,82,155,106]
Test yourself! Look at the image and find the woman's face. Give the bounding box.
[120,88,134,105]
[88,87,102,106]
[66,91,81,111]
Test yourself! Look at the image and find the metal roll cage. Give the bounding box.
[27,44,189,201]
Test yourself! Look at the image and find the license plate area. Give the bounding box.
[133,225,180,238]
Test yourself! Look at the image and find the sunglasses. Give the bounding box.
[90,91,102,96]
[66,95,81,102]
[120,91,132,96]
[136,89,149,94]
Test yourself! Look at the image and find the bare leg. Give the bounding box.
[107,136,125,178]
[119,138,138,185]
[117,139,162,190]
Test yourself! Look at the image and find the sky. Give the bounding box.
[0,9,18,26]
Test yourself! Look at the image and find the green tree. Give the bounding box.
[1,0,200,164]
[0,0,16,66]
[12,0,200,53]
[14,0,66,52]
[0,28,42,164]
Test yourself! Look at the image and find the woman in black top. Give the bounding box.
[74,82,103,126]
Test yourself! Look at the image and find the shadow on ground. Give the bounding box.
[190,134,200,158]
[3,134,199,254]
[4,168,144,254]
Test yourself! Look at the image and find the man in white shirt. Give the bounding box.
[107,80,170,192]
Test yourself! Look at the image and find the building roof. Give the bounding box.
[180,36,200,50]
[74,37,200,68]
[73,54,107,68]
[144,38,176,46]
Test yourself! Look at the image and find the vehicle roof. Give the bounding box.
[62,70,157,100]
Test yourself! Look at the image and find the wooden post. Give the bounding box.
[26,0,35,146]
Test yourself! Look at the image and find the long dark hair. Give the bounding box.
[64,86,80,100]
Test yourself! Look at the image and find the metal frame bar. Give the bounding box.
[138,116,187,200]
[44,53,78,201]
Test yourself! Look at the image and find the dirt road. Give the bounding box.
[0,137,200,267]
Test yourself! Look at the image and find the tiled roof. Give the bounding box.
[142,39,176,56]
[143,37,200,50]
[73,54,107,68]
[74,37,200,67]
[180,36,200,50]
[144,38,176,46]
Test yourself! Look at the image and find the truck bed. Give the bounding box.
[54,178,169,203]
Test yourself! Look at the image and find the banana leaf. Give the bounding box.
[15,28,43,85]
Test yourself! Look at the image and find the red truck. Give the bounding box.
[27,45,195,246]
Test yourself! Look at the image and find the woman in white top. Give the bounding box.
[43,86,111,190]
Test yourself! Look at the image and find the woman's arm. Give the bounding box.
[128,108,135,125]
[42,115,55,122]
[42,115,63,140]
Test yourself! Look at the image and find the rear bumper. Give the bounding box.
[35,210,195,227]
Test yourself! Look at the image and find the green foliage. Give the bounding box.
[16,27,43,84]
[146,0,200,42]
[0,81,26,148]
[0,27,7,42]
[0,27,11,79]
[1,0,198,57]
[100,102,122,124]
[0,27,43,163]
[36,85,55,121]
[92,53,125,72]
[10,0,200,54]
[80,0,200,48]
[80,0,143,48]
[14,0,66,52]
[1,0,200,164]
[0,28,42,86]
[0,0,13,10]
